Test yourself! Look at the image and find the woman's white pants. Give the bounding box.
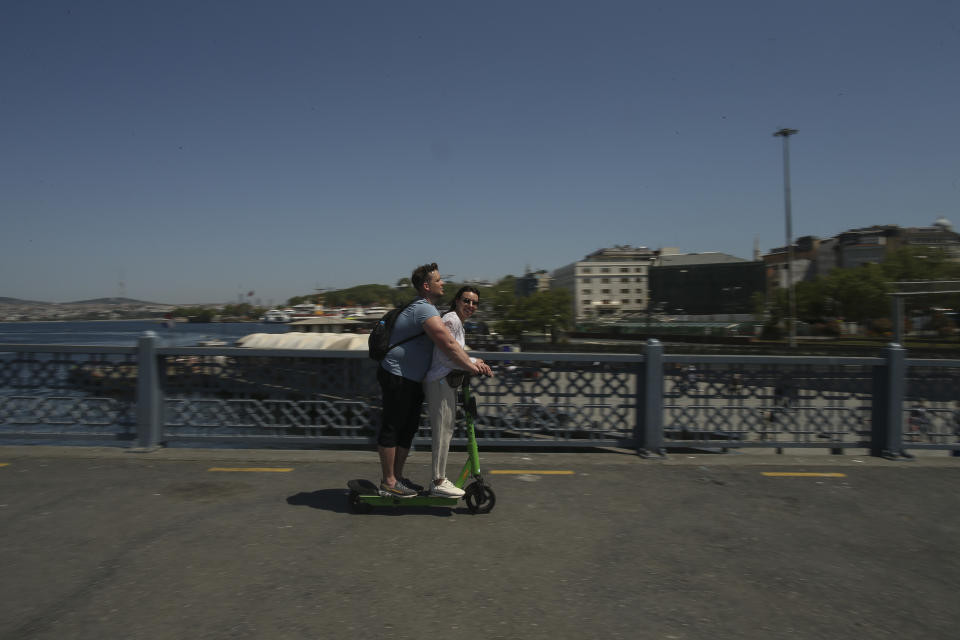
[423,377,457,482]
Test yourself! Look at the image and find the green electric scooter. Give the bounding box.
[348,376,496,514]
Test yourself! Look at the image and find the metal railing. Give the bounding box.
[1,334,958,458]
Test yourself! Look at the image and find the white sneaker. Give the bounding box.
[429,478,465,498]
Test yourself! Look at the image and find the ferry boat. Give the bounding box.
[364,306,390,317]
[196,337,229,347]
[261,309,291,323]
[289,303,321,317]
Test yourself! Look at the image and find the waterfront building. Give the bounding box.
[835,226,897,269]
[552,245,657,321]
[892,217,960,259]
[516,269,552,297]
[762,235,819,292]
[288,317,366,333]
[761,218,960,291]
[835,219,960,267]
[289,303,321,317]
[814,237,839,277]
[648,252,764,316]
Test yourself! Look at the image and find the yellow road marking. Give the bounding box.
[207,467,293,473]
[490,470,575,475]
[0,463,9,467]
[761,472,847,478]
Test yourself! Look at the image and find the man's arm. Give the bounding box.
[423,315,483,375]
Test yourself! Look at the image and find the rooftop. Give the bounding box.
[656,252,749,266]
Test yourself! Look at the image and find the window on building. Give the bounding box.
[601,268,610,273]
[581,290,591,295]
[635,299,644,304]
[620,289,630,294]
[620,267,629,273]
[602,289,611,294]
[622,299,631,305]
[620,277,629,282]
[582,268,592,274]
[601,278,610,283]
[581,277,591,283]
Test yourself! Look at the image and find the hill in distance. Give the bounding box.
[63,297,162,306]
[0,296,52,305]
[1,296,169,306]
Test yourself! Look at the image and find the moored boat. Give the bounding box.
[261,309,291,323]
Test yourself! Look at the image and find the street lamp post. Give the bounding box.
[773,127,798,348]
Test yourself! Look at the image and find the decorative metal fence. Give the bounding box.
[1,334,958,457]
[0,345,138,442]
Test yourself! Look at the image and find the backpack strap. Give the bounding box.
[385,299,426,355]
[386,330,425,354]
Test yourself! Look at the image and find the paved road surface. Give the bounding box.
[2,445,959,640]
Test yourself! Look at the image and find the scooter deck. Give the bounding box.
[348,479,459,506]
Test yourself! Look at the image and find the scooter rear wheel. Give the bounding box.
[464,482,496,514]
[349,490,372,513]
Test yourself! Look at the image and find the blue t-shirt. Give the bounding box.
[381,298,439,381]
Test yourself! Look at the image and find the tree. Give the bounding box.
[762,287,787,339]
[483,276,572,340]
[823,263,890,323]
[521,288,573,340]
[286,294,317,307]
[880,247,960,282]
[171,306,216,322]
[880,247,960,319]
[221,303,264,320]
[322,284,406,308]
[485,277,518,336]
[750,291,767,320]
[796,277,831,322]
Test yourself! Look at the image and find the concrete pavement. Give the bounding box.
[1,445,959,640]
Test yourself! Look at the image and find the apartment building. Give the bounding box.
[516,269,552,297]
[762,218,960,287]
[649,252,764,315]
[890,217,960,259]
[552,245,657,321]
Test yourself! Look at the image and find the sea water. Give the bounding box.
[0,320,290,347]
[0,320,299,448]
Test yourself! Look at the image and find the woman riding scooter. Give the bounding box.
[423,286,491,497]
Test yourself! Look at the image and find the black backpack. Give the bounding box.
[368,301,425,361]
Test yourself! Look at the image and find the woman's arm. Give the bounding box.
[424,315,488,375]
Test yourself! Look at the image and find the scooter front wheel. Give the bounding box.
[464,482,496,514]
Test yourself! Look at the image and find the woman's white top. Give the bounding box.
[424,311,475,383]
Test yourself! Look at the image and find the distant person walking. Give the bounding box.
[376,263,486,498]
[423,286,492,497]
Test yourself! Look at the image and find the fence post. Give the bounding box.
[135,331,163,449]
[636,339,665,458]
[871,342,907,459]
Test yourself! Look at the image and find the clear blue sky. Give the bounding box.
[3,1,958,305]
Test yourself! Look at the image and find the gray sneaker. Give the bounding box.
[379,480,417,498]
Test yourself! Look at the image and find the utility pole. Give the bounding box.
[774,128,798,348]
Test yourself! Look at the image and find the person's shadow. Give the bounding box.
[286,489,465,517]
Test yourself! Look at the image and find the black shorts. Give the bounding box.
[377,367,423,449]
